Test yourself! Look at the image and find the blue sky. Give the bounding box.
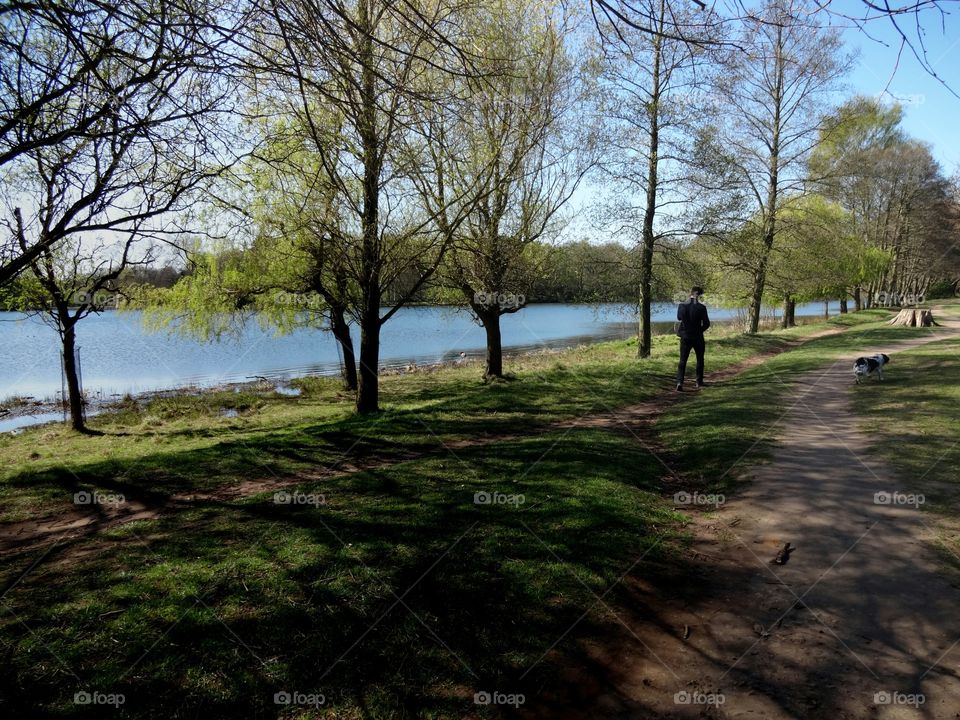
[566,2,960,243]
[831,0,960,174]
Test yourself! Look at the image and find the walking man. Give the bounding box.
[676,286,710,391]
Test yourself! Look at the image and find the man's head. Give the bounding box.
[690,286,704,299]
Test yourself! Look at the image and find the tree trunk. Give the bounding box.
[823,300,829,319]
[356,307,380,414]
[637,227,654,357]
[749,23,784,335]
[780,294,795,328]
[638,6,662,359]
[482,311,504,378]
[355,9,381,415]
[748,264,768,334]
[889,308,935,327]
[330,306,357,391]
[61,323,86,432]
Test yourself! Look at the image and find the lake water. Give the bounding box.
[0,300,840,405]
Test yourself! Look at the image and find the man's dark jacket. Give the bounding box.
[676,298,710,339]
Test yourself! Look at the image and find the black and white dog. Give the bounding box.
[853,354,890,384]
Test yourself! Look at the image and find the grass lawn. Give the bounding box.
[846,305,960,579]
[0,305,917,718]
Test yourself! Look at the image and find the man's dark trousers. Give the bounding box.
[677,336,705,386]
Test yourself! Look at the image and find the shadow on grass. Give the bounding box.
[0,310,917,717]
[0,331,795,525]
[1,428,689,719]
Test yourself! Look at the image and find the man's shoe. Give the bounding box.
[676,384,683,392]
[696,381,705,388]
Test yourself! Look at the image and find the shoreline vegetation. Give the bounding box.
[2,308,903,522]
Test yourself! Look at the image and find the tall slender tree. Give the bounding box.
[595,0,716,356]
[410,0,592,378]
[690,0,849,332]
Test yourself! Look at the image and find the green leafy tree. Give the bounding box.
[811,97,959,308]
[414,0,593,378]
[767,195,855,325]
[253,0,479,413]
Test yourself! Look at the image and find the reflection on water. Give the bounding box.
[0,409,101,433]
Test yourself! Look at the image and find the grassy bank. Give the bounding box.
[0,323,801,525]
[0,307,906,718]
[846,309,960,579]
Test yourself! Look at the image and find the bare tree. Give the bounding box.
[0,0,244,287]
[867,141,957,303]
[593,0,959,97]
[811,0,960,96]
[689,0,850,333]
[408,0,592,378]
[19,234,155,432]
[595,0,719,356]
[589,0,724,47]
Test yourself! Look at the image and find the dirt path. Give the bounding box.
[531,315,960,719]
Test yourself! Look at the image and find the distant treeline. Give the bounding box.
[0,240,660,311]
